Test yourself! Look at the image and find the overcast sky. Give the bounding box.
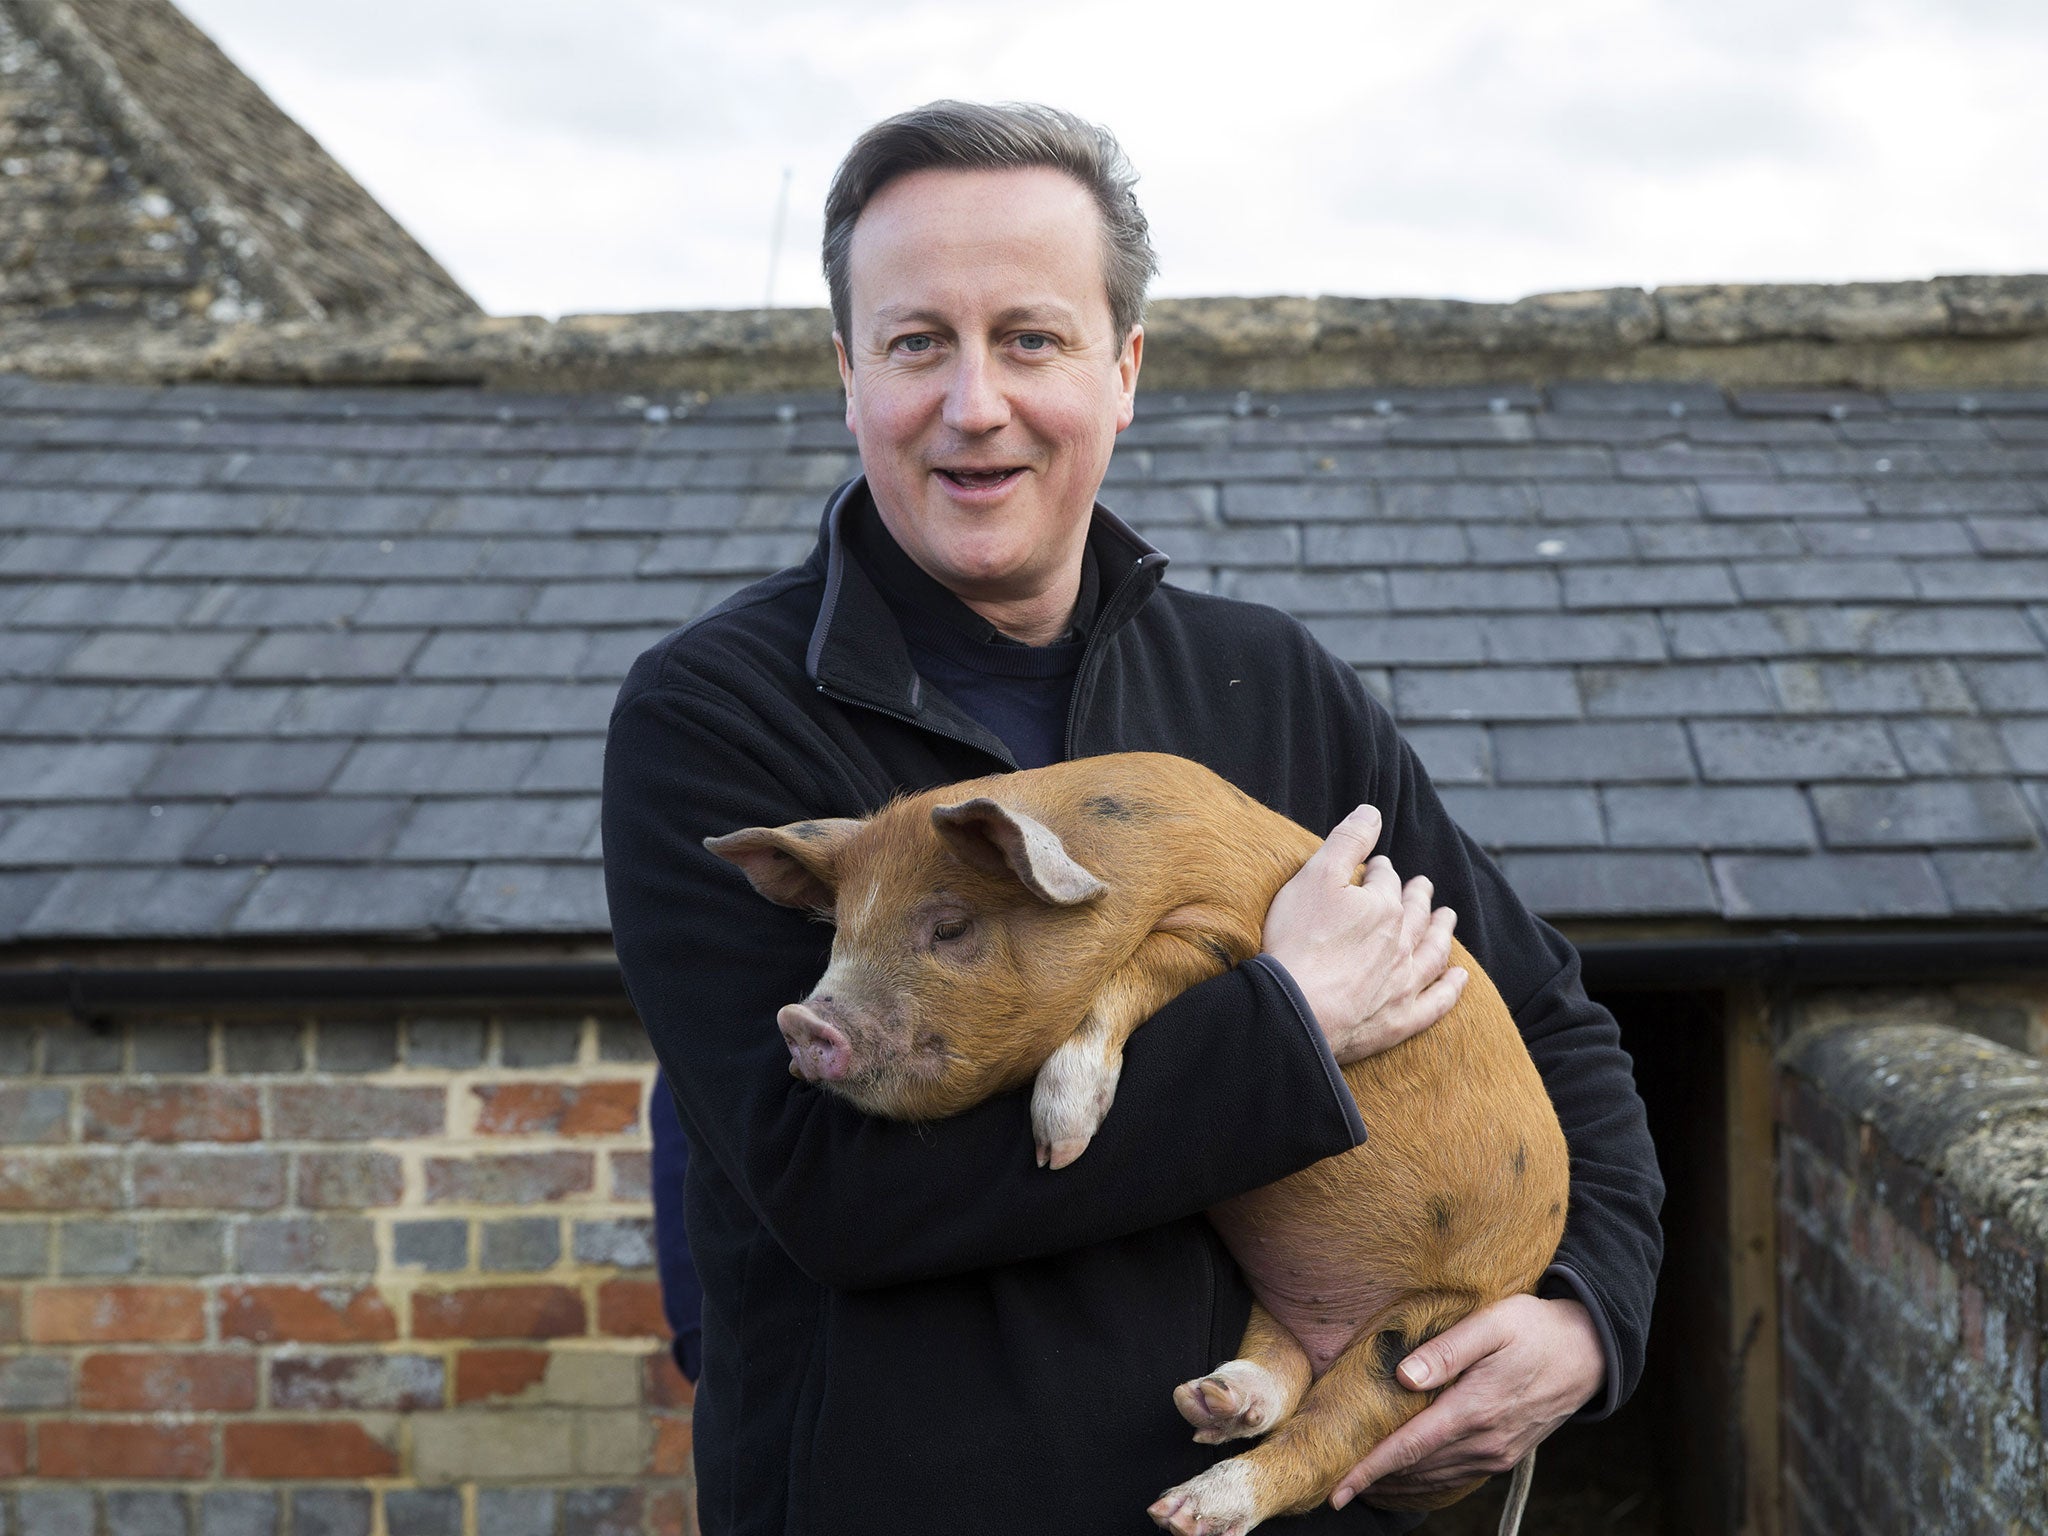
[178,0,2048,319]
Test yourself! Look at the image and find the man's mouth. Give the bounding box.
[935,467,1025,491]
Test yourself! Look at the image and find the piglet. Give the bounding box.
[708,751,1569,1536]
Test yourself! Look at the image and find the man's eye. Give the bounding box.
[1016,333,1052,352]
[895,335,934,355]
[933,918,969,941]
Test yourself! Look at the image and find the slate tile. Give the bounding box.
[62,630,249,679]
[277,683,488,737]
[1912,557,2048,601]
[1689,719,1904,782]
[1935,850,2048,914]
[1564,565,1737,608]
[1711,852,1949,918]
[1531,416,1687,444]
[355,583,538,627]
[1401,724,1490,784]
[1731,390,1882,418]
[14,580,204,629]
[1385,414,1533,444]
[1216,571,1390,613]
[1389,568,1560,611]
[1811,781,2035,848]
[1969,518,2048,554]
[691,449,855,491]
[528,579,719,626]
[1535,483,1699,522]
[1391,667,1581,721]
[637,532,814,574]
[0,630,81,677]
[1733,560,1914,602]
[313,538,483,580]
[189,798,410,861]
[231,865,467,935]
[1666,607,1860,659]
[1769,660,1974,715]
[0,802,221,865]
[389,797,600,860]
[474,537,648,578]
[24,866,261,937]
[274,492,446,536]
[0,488,133,530]
[1218,483,1375,522]
[1315,447,1461,479]
[464,683,616,734]
[1301,525,1470,566]
[410,631,592,681]
[572,493,713,533]
[140,739,350,797]
[1464,524,1633,565]
[1456,446,1610,479]
[1498,851,1717,917]
[0,533,165,576]
[1771,447,1938,477]
[5,740,163,800]
[1305,616,1483,666]
[189,582,371,628]
[170,686,297,736]
[231,630,426,680]
[1865,479,2037,516]
[1602,785,1815,850]
[1493,721,1693,783]
[1798,519,1974,557]
[381,456,548,493]
[0,870,62,936]
[1479,614,1666,664]
[8,683,205,739]
[1632,522,1801,559]
[1546,382,1727,416]
[452,862,610,930]
[518,736,606,794]
[332,739,543,795]
[1965,660,2048,712]
[1135,448,1305,484]
[1616,444,1773,479]
[1381,484,1535,521]
[142,532,322,577]
[1889,719,2013,776]
[1999,718,2048,773]
[1701,481,1867,518]
[1853,606,2042,657]
[1438,786,1602,848]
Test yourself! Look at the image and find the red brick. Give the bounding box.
[82,1083,260,1143]
[649,1415,693,1475]
[424,1152,594,1205]
[649,1489,699,1536]
[473,1081,643,1137]
[223,1419,397,1479]
[220,1283,397,1344]
[295,1150,404,1208]
[454,1346,550,1402]
[30,1284,206,1343]
[413,1285,586,1340]
[40,1419,212,1478]
[0,1420,23,1478]
[597,1278,667,1338]
[0,1152,122,1210]
[79,1350,258,1411]
[271,1083,445,1140]
[271,1352,444,1411]
[644,1349,695,1409]
[134,1150,285,1210]
[611,1149,651,1201]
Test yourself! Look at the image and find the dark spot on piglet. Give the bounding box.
[1550,1202,1563,1217]
[1429,1197,1453,1232]
[1084,795,1154,823]
[1513,1143,1527,1178]
[1372,1331,1404,1379]
[1202,937,1233,967]
[791,823,826,842]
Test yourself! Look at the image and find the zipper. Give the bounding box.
[1062,552,1167,761]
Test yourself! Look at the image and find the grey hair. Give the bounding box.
[822,100,1156,345]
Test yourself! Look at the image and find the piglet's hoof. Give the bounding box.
[1148,1461,1262,1536]
[1174,1360,1285,1444]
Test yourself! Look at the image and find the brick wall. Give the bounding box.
[0,1009,694,1536]
[1777,1013,2047,1536]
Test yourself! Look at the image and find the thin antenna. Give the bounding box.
[765,166,793,307]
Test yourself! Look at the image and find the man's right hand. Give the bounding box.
[1262,804,1466,1065]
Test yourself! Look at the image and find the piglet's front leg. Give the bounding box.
[1032,920,1248,1169]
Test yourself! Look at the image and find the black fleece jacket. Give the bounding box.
[602,480,1664,1536]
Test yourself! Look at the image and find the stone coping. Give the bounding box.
[1782,1017,2048,1259]
[5,274,2048,395]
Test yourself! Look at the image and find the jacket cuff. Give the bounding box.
[1248,953,1368,1146]
[1537,1261,1621,1421]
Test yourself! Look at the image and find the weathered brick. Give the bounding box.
[29,1283,205,1342]
[82,1083,259,1143]
[575,1218,656,1270]
[0,1085,70,1144]
[224,1418,398,1479]
[481,1217,562,1272]
[498,1016,584,1066]
[650,1415,694,1475]
[611,1150,652,1202]
[134,1150,286,1210]
[269,1083,445,1140]
[456,1345,551,1403]
[393,1219,469,1271]
[56,1218,137,1275]
[541,1349,644,1408]
[0,1152,121,1210]
[288,1490,372,1536]
[221,1021,305,1074]
[405,1016,487,1068]
[650,1489,697,1536]
[425,1152,595,1205]
[413,1410,577,1480]
[474,1489,555,1536]
[384,1489,462,1536]
[562,1484,649,1532]
[596,1017,655,1063]
[472,1081,642,1137]
[105,1489,192,1536]
[234,1216,376,1274]
[415,1284,587,1340]
[314,1020,399,1074]
[128,1020,213,1074]
[40,1419,212,1478]
[270,1352,444,1411]
[140,1218,226,1276]
[219,1283,397,1343]
[645,1348,695,1409]
[597,1277,668,1337]
[0,1352,69,1410]
[199,1490,279,1536]
[40,1020,124,1074]
[294,1150,403,1209]
[0,1284,20,1341]
[79,1350,257,1411]
[15,1489,92,1536]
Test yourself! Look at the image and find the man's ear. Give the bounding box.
[833,331,856,435]
[1114,325,1143,433]
[704,818,865,914]
[930,799,1107,906]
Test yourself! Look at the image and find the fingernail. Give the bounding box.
[1331,1487,1354,1511]
[1399,1357,1433,1388]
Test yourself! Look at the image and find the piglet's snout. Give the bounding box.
[778,1001,852,1083]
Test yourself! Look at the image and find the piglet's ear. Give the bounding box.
[931,798,1107,907]
[703,818,865,915]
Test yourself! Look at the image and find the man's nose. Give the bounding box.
[941,347,1010,435]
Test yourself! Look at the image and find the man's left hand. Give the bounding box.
[1328,1294,1603,1511]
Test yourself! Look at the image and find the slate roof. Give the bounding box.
[0,371,2044,943]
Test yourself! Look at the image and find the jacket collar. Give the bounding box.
[804,477,1170,744]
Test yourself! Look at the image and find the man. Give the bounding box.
[604,101,1662,1535]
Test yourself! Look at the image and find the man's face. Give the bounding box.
[835,165,1142,607]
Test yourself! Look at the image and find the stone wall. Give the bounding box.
[1776,1013,2047,1536]
[0,1007,694,1536]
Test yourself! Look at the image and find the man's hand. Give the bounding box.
[1328,1294,1604,1511]
[1263,804,1466,1065]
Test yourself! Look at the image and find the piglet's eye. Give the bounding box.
[933,917,969,942]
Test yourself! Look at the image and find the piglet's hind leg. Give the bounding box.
[1175,1301,1311,1445]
